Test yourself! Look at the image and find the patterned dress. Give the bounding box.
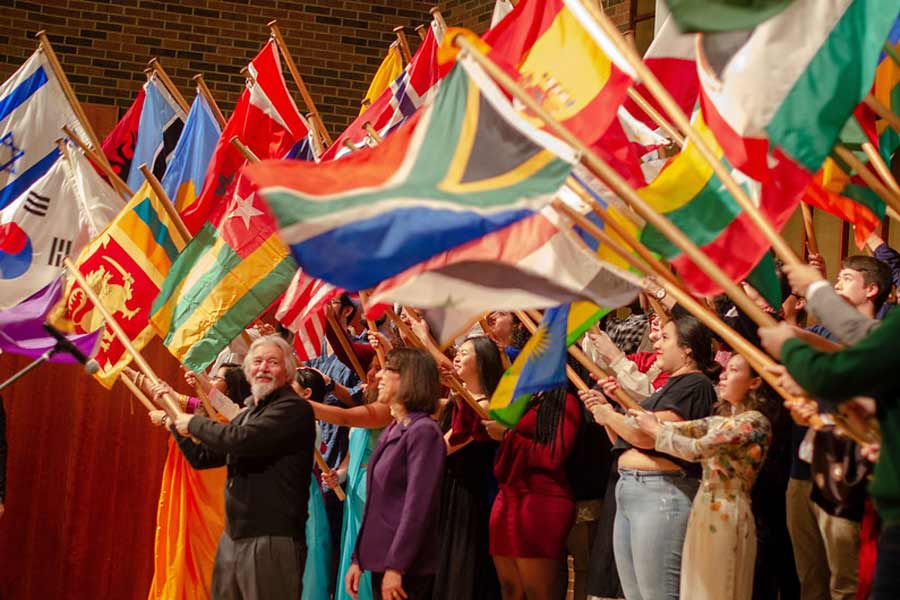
[655,410,772,600]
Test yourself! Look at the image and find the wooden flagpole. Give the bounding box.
[305,113,325,159]
[138,164,192,242]
[453,35,779,331]
[357,291,386,367]
[61,124,133,200]
[342,139,358,153]
[479,317,511,369]
[362,121,384,143]
[865,93,900,134]
[230,135,261,162]
[314,448,346,501]
[119,373,157,412]
[383,307,490,419]
[394,27,413,64]
[192,73,227,128]
[325,309,368,380]
[430,7,448,39]
[35,31,117,177]
[833,145,900,217]
[268,20,333,146]
[575,2,805,270]
[415,24,428,41]
[800,204,820,255]
[147,57,190,113]
[557,202,881,442]
[860,142,900,196]
[515,310,591,394]
[62,258,183,417]
[626,87,685,147]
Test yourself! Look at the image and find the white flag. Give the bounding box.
[0,145,123,308]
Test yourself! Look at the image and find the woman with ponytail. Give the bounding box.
[581,312,717,600]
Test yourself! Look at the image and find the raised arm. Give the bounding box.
[655,412,770,463]
[309,400,392,429]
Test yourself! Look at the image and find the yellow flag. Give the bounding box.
[359,43,403,115]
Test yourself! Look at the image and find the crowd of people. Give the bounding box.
[132,229,900,600]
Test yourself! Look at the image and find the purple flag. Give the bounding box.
[0,277,101,362]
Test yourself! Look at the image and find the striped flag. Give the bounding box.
[276,269,339,361]
[247,55,577,292]
[160,93,221,213]
[125,75,185,192]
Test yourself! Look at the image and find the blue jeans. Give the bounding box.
[873,523,900,600]
[613,469,698,600]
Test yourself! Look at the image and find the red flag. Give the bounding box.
[276,269,340,361]
[100,87,145,182]
[179,40,308,234]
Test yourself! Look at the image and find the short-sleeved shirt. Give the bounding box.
[613,372,716,478]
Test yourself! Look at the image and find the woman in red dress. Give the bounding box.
[485,387,583,599]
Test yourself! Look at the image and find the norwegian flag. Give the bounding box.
[276,269,340,361]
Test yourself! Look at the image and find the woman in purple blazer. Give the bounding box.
[345,347,446,600]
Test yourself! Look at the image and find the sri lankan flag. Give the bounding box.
[637,111,808,297]
[245,54,577,292]
[150,176,295,372]
[55,181,189,387]
[489,302,609,427]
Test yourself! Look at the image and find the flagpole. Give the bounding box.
[138,164,192,242]
[230,136,260,162]
[35,31,118,178]
[557,202,882,444]
[314,448,346,501]
[415,24,428,41]
[148,58,190,113]
[383,307,490,419]
[61,124,133,200]
[452,37,779,336]
[362,121,384,143]
[515,310,592,395]
[479,317,511,369]
[119,372,157,412]
[62,257,184,418]
[192,73,227,128]
[325,309,368,380]
[833,145,900,218]
[305,113,325,159]
[626,88,685,146]
[800,204,820,255]
[357,290,386,368]
[394,27,413,64]
[865,93,900,134]
[574,1,804,270]
[860,142,900,197]
[430,7,448,39]
[268,20,333,146]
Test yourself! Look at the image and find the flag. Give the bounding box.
[147,440,226,600]
[0,49,90,210]
[369,204,641,346]
[0,276,101,362]
[637,111,808,296]
[247,55,578,292]
[179,41,309,234]
[697,0,899,181]
[1,144,122,308]
[125,76,186,192]
[491,0,516,27]
[804,157,885,248]
[276,269,340,362]
[100,86,145,182]
[160,93,222,213]
[874,16,900,161]
[663,0,793,33]
[359,43,404,115]
[150,178,296,373]
[489,302,607,427]
[322,26,447,161]
[480,0,634,153]
[57,180,189,387]
[622,15,698,133]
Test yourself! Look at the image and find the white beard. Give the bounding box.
[251,380,278,402]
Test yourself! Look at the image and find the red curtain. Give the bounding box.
[0,338,186,599]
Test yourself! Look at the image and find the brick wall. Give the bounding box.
[0,0,634,140]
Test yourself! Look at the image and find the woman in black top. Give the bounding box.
[581,313,717,600]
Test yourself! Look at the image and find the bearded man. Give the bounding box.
[165,335,315,600]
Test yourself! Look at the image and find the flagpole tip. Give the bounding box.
[429,6,441,15]
[34,30,46,39]
[393,25,405,33]
[267,19,278,28]
[147,57,158,66]
[192,73,203,82]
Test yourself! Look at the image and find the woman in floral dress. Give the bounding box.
[630,353,773,600]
